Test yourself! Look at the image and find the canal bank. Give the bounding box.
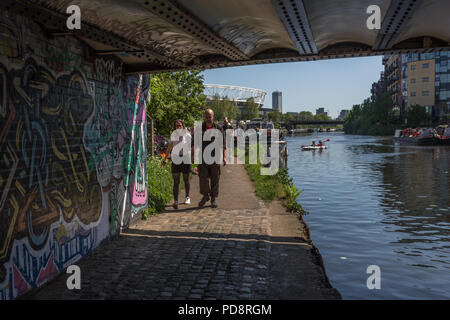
[27,161,340,300]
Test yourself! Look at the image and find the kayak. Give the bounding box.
[301,145,328,150]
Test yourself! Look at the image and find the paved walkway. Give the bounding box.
[28,163,341,300]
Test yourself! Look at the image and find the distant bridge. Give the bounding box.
[284,120,344,128]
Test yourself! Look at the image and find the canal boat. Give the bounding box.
[395,128,439,146]
[435,125,450,145]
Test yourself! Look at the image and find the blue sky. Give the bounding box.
[201,56,384,119]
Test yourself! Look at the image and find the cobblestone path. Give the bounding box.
[28,163,341,300]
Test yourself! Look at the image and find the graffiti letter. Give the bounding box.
[66,5,81,30]
[66,265,81,290]
[366,265,381,289]
[366,5,381,30]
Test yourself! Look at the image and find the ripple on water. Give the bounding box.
[287,133,450,299]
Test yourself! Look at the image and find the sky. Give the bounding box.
[201,56,384,119]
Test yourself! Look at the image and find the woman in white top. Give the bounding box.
[162,119,192,209]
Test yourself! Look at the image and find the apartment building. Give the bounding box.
[406,59,435,109]
[384,54,403,114]
[402,52,450,119]
[373,51,450,121]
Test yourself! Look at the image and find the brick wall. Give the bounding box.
[0,8,148,299]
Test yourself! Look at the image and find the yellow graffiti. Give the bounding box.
[43,102,62,116]
[69,73,86,92]
[60,127,84,193]
[69,112,76,132]
[51,135,67,161]
[41,71,55,86]
[55,225,67,243]
[15,119,22,150]
[15,180,25,196]
[50,189,73,207]
[0,68,6,118]
[13,77,32,107]
[80,146,90,180]
[0,195,19,260]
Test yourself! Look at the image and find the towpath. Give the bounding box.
[28,162,341,300]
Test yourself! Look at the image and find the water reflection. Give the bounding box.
[377,146,450,260]
[287,133,450,299]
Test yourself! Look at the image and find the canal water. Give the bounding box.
[286,132,450,299]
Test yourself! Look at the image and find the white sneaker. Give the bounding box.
[185,197,191,204]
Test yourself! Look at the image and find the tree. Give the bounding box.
[267,110,282,123]
[241,97,259,120]
[147,71,206,137]
[209,95,239,122]
[313,113,331,121]
[281,113,294,122]
[372,94,393,124]
[407,104,431,127]
[298,111,314,121]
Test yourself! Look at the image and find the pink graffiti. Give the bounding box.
[36,254,59,285]
[132,180,147,206]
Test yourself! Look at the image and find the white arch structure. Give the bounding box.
[204,84,267,107]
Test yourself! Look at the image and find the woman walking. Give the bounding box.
[162,119,192,209]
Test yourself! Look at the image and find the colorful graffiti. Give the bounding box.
[0,11,148,300]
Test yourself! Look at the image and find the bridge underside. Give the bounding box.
[6,0,450,73]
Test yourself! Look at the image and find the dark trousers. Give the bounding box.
[198,164,220,198]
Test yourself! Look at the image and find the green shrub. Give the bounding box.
[243,144,307,215]
[143,157,173,219]
[283,185,307,215]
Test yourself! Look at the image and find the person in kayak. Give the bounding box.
[311,141,316,147]
[317,140,324,147]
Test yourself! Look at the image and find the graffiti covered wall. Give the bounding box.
[0,9,148,299]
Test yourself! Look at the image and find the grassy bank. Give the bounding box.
[144,157,173,218]
[144,157,193,218]
[240,144,306,216]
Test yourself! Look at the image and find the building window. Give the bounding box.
[422,91,429,96]
[411,92,416,97]
[411,64,416,70]
[422,77,429,82]
[410,78,416,83]
[423,63,430,68]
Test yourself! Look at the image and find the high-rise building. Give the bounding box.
[316,107,326,116]
[338,110,349,120]
[406,59,435,109]
[272,91,282,113]
[370,52,450,122]
[401,51,450,119]
[371,71,387,101]
[384,54,404,115]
